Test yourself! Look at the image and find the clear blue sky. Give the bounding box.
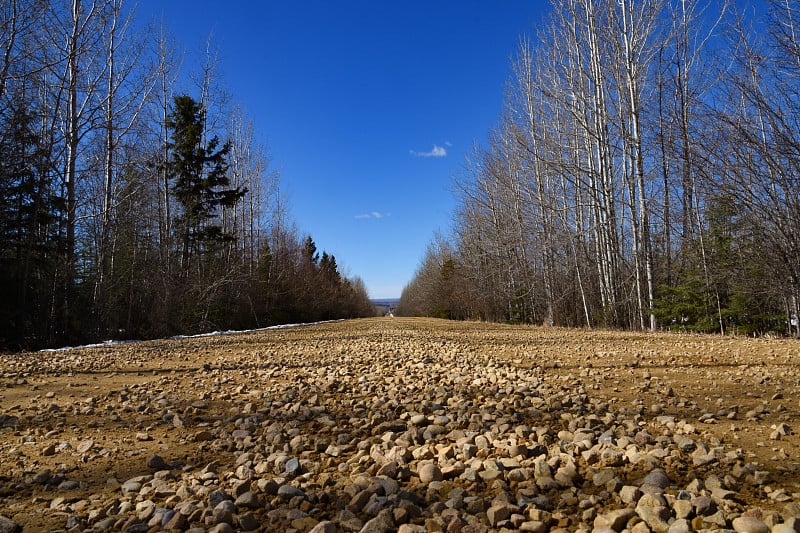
[136,1,548,299]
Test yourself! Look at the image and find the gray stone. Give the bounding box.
[120,480,142,497]
[146,454,167,470]
[212,500,235,525]
[693,495,716,516]
[285,457,302,476]
[33,468,52,484]
[208,488,230,508]
[277,484,306,499]
[58,480,80,490]
[642,468,671,490]
[235,491,261,510]
[0,516,20,533]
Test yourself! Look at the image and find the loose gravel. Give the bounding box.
[0,318,798,532]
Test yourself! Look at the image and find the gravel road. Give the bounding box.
[0,318,798,532]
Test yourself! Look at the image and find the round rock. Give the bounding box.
[418,463,443,484]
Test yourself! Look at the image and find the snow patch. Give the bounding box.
[39,320,340,353]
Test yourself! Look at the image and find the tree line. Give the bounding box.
[398,0,800,336]
[0,0,374,350]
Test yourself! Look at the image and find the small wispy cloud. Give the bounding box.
[355,211,390,220]
[410,144,447,158]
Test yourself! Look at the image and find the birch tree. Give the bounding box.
[91,0,157,332]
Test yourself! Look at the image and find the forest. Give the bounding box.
[398,0,800,336]
[0,0,374,350]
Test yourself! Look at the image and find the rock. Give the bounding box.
[668,519,692,533]
[208,524,235,533]
[418,463,442,484]
[0,516,20,533]
[520,521,548,533]
[121,479,142,497]
[398,525,427,533]
[360,508,395,533]
[642,468,671,490]
[732,517,770,533]
[164,511,187,530]
[620,485,642,505]
[234,491,261,510]
[33,468,52,484]
[673,499,693,520]
[3,320,800,533]
[41,442,56,456]
[594,508,635,531]
[600,448,626,466]
[212,500,235,525]
[703,510,729,528]
[693,494,716,516]
[208,488,231,508]
[277,484,305,500]
[309,521,337,533]
[636,494,670,533]
[76,439,94,453]
[487,503,520,527]
[285,457,302,476]
[58,479,80,490]
[238,512,259,531]
[146,454,167,470]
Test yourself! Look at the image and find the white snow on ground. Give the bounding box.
[39,320,340,353]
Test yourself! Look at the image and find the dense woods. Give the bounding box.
[0,0,373,350]
[398,0,800,336]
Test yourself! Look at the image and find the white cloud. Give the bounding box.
[410,144,447,158]
[355,211,390,220]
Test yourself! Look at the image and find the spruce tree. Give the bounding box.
[166,94,245,269]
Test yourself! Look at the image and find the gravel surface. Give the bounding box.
[0,317,798,532]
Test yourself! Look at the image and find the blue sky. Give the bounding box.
[136,1,548,299]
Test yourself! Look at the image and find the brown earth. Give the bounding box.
[0,317,798,531]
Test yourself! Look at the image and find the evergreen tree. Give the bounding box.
[0,94,62,347]
[302,236,319,266]
[166,94,245,270]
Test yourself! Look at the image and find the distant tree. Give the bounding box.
[302,235,319,266]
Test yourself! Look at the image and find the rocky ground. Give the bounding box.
[0,317,799,533]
